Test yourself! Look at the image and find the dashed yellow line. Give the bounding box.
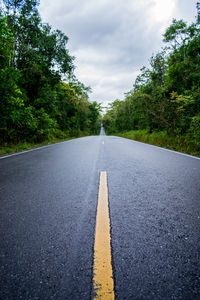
[93,171,115,299]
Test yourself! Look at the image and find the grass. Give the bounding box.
[0,134,87,156]
[114,130,200,157]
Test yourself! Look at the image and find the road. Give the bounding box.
[0,133,200,299]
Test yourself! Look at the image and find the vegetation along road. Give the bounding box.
[0,129,200,299]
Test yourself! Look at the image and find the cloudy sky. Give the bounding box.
[39,0,197,106]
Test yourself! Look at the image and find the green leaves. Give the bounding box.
[0,1,100,144]
[0,16,13,66]
[163,19,188,49]
[103,8,200,144]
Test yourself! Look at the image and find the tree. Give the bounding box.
[103,8,200,141]
[0,15,25,142]
[0,0,101,144]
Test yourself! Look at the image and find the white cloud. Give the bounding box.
[149,0,177,24]
[39,0,197,105]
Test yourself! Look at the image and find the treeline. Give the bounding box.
[0,0,101,145]
[103,9,200,155]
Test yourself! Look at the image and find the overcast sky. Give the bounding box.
[39,0,198,106]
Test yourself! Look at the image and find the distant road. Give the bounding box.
[0,134,200,299]
[100,125,106,135]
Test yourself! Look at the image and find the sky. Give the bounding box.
[39,0,198,106]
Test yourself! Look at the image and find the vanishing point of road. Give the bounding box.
[0,128,200,299]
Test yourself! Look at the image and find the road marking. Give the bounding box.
[93,171,115,299]
[102,141,105,144]
[0,145,51,160]
[119,137,200,160]
[0,140,73,160]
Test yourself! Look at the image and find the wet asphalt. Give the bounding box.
[0,131,200,299]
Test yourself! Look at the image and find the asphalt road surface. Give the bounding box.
[0,133,200,299]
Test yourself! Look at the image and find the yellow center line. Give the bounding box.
[93,171,115,299]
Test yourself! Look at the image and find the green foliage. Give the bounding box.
[189,114,200,147]
[0,1,101,146]
[115,130,199,156]
[103,9,200,156]
[0,16,13,66]
[163,19,188,49]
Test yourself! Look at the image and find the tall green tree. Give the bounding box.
[103,6,200,146]
[0,0,101,144]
